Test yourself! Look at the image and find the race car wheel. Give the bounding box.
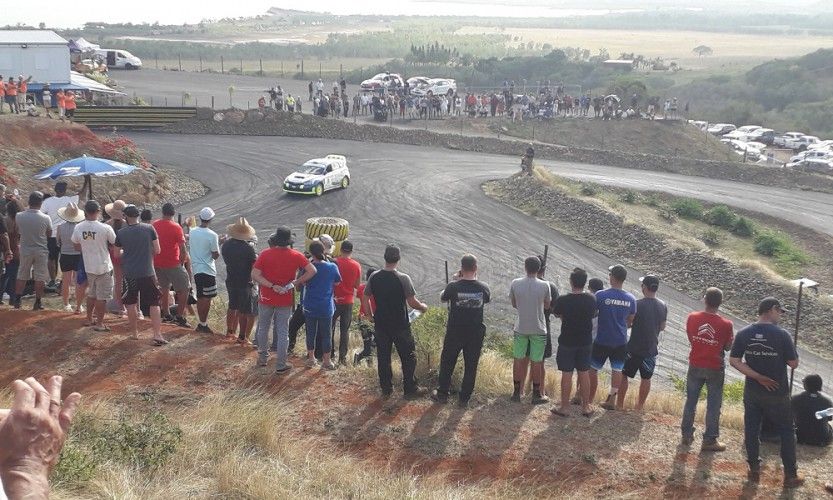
[341,176,350,189]
[314,184,324,196]
[305,217,350,242]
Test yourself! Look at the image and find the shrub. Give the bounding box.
[644,194,662,207]
[580,183,598,196]
[700,229,724,247]
[671,198,704,219]
[754,230,788,256]
[620,190,638,204]
[703,205,737,228]
[731,217,755,237]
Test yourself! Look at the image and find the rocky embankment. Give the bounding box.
[487,173,833,358]
[162,108,833,194]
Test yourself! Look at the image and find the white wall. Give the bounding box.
[0,45,70,84]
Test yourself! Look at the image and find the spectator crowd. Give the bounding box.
[0,179,827,492]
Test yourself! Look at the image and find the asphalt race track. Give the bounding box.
[128,132,833,385]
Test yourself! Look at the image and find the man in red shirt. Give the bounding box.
[331,240,361,365]
[152,203,191,327]
[251,226,316,372]
[681,287,734,452]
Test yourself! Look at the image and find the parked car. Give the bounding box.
[411,78,457,97]
[808,140,833,151]
[282,155,350,196]
[722,139,762,160]
[689,120,708,131]
[94,48,142,69]
[360,72,404,92]
[406,76,431,92]
[789,149,833,163]
[779,133,820,151]
[708,123,737,136]
[737,125,762,134]
[786,158,833,173]
[773,131,805,148]
[722,130,751,141]
[747,128,775,145]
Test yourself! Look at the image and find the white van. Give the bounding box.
[95,49,142,69]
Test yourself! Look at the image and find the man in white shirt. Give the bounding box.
[40,180,86,287]
[71,200,116,331]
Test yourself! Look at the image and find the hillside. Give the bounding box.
[2,309,832,498]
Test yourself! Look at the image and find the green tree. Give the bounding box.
[692,45,713,57]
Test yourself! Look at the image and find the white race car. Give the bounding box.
[283,155,350,196]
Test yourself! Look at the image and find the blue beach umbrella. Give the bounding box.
[34,154,138,199]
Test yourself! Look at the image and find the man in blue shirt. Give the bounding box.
[589,264,637,411]
[729,297,802,489]
[188,207,220,334]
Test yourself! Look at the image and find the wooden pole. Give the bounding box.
[790,281,805,395]
[259,58,263,76]
[178,53,182,71]
[199,54,203,72]
[221,56,224,74]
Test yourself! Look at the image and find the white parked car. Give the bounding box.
[406,76,431,90]
[283,155,350,196]
[708,123,737,136]
[722,130,751,142]
[789,149,833,163]
[779,133,820,151]
[773,132,805,148]
[808,140,833,151]
[412,78,457,97]
[360,72,404,92]
[786,158,833,173]
[737,125,762,134]
[689,120,708,131]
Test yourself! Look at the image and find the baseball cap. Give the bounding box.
[340,240,353,253]
[639,275,660,291]
[122,204,140,218]
[84,200,101,213]
[608,264,627,282]
[758,297,789,315]
[199,207,215,221]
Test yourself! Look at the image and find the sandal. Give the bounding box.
[152,338,169,346]
[550,408,569,417]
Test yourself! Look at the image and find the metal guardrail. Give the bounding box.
[73,106,197,129]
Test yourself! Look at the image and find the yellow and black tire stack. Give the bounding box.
[304,217,349,257]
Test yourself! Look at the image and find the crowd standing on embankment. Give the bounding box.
[1,178,832,496]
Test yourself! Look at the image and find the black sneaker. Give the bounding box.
[430,390,449,404]
[404,387,429,401]
[381,388,393,399]
[162,315,175,323]
[13,298,21,309]
[511,391,521,403]
[195,324,214,334]
[32,299,44,311]
[174,316,192,328]
[531,394,550,405]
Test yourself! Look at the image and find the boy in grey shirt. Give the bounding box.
[14,192,51,310]
[509,256,552,404]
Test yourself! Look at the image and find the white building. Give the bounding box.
[0,30,70,84]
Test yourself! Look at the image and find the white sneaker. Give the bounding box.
[63,304,73,312]
[305,358,319,368]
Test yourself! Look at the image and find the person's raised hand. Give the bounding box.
[0,376,81,498]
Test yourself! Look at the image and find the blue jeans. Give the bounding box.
[1,261,19,301]
[305,315,332,354]
[681,366,725,440]
[256,305,291,368]
[743,388,797,475]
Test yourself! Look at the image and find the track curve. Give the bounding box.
[128,132,833,385]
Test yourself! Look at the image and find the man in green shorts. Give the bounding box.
[510,256,552,404]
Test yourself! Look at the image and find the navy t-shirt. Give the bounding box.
[595,288,637,347]
[730,322,798,397]
[302,260,341,318]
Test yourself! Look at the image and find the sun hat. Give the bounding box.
[199,207,215,221]
[57,202,84,223]
[319,234,334,253]
[227,217,256,241]
[104,199,126,219]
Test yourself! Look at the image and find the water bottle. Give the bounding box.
[815,408,833,420]
[408,309,422,324]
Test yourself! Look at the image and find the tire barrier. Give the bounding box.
[304,217,349,257]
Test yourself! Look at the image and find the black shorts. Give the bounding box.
[227,284,257,315]
[59,254,80,273]
[622,353,657,380]
[544,331,553,359]
[65,108,75,118]
[194,273,217,299]
[590,343,628,371]
[556,344,592,372]
[48,237,60,260]
[123,276,161,306]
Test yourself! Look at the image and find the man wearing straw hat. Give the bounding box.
[222,217,258,344]
[152,203,192,328]
[71,200,116,331]
[56,202,86,313]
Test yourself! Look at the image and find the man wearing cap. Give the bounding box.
[40,181,85,289]
[509,256,551,404]
[115,204,166,344]
[331,239,361,364]
[152,203,191,328]
[222,217,258,343]
[71,200,116,330]
[730,297,802,488]
[680,287,734,452]
[189,207,220,334]
[251,227,316,372]
[588,264,637,410]
[618,274,667,411]
[361,245,428,399]
[13,192,52,310]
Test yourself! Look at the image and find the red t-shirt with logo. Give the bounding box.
[686,311,734,370]
[254,247,309,307]
[333,256,361,305]
[152,219,185,268]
